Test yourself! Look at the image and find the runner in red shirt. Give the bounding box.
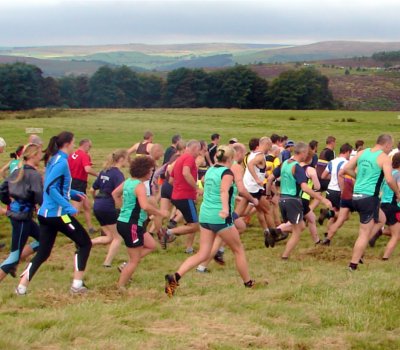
[68,139,98,234]
[161,140,202,247]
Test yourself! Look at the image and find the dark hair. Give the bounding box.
[143,131,153,140]
[281,135,288,142]
[248,138,260,151]
[211,133,220,141]
[309,140,318,151]
[355,140,364,150]
[130,156,155,179]
[199,140,207,150]
[43,131,74,165]
[392,152,400,169]
[397,141,400,150]
[326,136,336,144]
[270,134,280,144]
[10,145,24,159]
[171,134,181,144]
[339,143,353,154]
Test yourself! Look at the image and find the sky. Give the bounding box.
[1,0,400,47]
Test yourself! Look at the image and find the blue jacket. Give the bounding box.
[38,151,83,217]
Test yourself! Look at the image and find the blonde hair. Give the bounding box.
[215,145,235,163]
[103,149,128,171]
[12,144,42,183]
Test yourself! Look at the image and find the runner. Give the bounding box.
[309,140,319,168]
[206,133,220,166]
[344,134,400,271]
[266,142,332,258]
[280,140,295,163]
[381,153,400,260]
[127,131,154,156]
[68,138,98,234]
[165,145,255,297]
[316,136,336,192]
[112,156,167,288]
[0,144,43,282]
[90,150,127,267]
[0,137,7,250]
[350,140,365,159]
[163,134,182,165]
[160,140,202,247]
[0,145,24,178]
[16,131,92,295]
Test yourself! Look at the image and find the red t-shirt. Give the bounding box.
[68,149,92,182]
[171,153,197,200]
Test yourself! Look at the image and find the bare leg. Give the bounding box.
[118,246,142,287]
[350,221,375,265]
[305,211,320,243]
[282,221,305,258]
[383,223,400,259]
[326,208,350,240]
[170,222,199,236]
[104,225,122,266]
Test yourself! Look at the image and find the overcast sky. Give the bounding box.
[1,0,400,46]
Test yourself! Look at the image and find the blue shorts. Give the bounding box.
[200,222,233,234]
[171,199,198,224]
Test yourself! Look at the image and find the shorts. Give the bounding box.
[326,189,341,210]
[318,179,329,192]
[161,181,173,200]
[340,199,355,212]
[250,188,266,200]
[71,178,88,194]
[171,199,198,224]
[200,222,233,233]
[94,209,118,226]
[381,203,400,226]
[117,221,144,248]
[352,195,380,224]
[279,197,303,224]
[301,198,311,216]
[232,212,239,221]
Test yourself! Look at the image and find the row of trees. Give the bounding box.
[372,51,400,62]
[0,62,336,111]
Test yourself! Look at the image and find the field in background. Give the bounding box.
[0,109,399,350]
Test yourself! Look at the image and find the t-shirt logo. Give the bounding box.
[71,153,79,160]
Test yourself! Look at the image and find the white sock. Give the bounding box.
[17,284,27,294]
[218,247,225,253]
[196,265,206,272]
[72,279,83,289]
[166,229,172,236]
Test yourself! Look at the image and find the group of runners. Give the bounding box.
[0,130,399,297]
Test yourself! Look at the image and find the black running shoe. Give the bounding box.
[167,220,177,229]
[213,251,225,266]
[321,238,331,246]
[274,229,288,242]
[369,229,383,247]
[264,229,270,248]
[318,208,328,226]
[244,280,256,288]
[164,274,179,297]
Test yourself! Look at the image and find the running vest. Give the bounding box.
[381,170,400,206]
[354,148,384,197]
[137,142,150,155]
[199,166,233,224]
[118,179,147,225]
[9,159,20,174]
[243,152,266,193]
[301,165,313,201]
[281,160,300,197]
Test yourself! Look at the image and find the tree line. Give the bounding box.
[0,62,336,111]
[372,51,400,62]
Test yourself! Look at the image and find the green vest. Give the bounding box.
[354,148,383,197]
[199,166,233,224]
[281,160,300,197]
[118,178,147,225]
[381,170,399,206]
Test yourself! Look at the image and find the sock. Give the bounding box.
[174,272,181,282]
[166,229,173,236]
[349,262,358,270]
[17,284,27,294]
[197,265,206,272]
[185,247,194,254]
[218,247,225,253]
[72,279,83,289]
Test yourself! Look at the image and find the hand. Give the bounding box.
[323,198,333,210]
[256,180,264,187]
[252,198,259,207]
[219,210,229,219]
[271,195,279,205]
[77,193,87,201]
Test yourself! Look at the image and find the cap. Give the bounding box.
[285,140,295,147]
[229,138,238,144]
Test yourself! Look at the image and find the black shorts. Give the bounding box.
[250,188,266,200]
[318,179,330,192]
[279,197,303,224]
[340,199,355,212]
[200,222,233,234]
[171,199,198,224]
[301,198,311,216]
[94,209,118,226]
[352,195,380,224]
[117,221,144,248]
[326,189,341,210]
[381,203,400,226]
[71,178,88,194]
[161,182,173,200]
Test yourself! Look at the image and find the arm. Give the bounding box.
[344,150,362,179]
[381,155,400,200]
[307,167,321,191]
[0,161,11,179]
[84,165,98,177]
[232,164,258,205]
[112,182,124,209]
[182,165,197,190]
[247,154,264,187]
[300,183,332,209]
[127,142,139,155]
[219,174,234,218]
[135,183,168,217]
[337,168,345,192]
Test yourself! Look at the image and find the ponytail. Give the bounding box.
[43,131,74,165]
[103,149,128,171]
[12,144,41,184]
[215,145,235,163]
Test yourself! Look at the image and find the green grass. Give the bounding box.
[0,109,400,349]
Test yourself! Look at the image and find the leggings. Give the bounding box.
[0,218,40,274]
[23,215,92,281]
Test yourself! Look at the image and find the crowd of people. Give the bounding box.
[0,131,399,297]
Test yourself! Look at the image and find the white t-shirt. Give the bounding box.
[243,152,265,193]
[389,148,399,158]
[327,156,348,191]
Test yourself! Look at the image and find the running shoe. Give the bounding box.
[118,262,127,272]
[167,220,177,229]
[15,287,27,296]
[321,238,331,246]
[196,267,211,273]
[9,266,17,278]
[369,229,383,247]
[264,229,275,248]
[164,274,179,297]
[274,228,288,242]
[213,251,225,265]
[318,208,329,226]
[244,280,256,288]
[70,283,89,294]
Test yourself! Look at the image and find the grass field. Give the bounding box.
[0,109,400,350]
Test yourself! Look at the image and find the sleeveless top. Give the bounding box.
[118,179,147,225]
[354,148,383,197]
[243,152,266,193]
[137,142,150,155]
[381,170,400,206]
[280,160,301,197]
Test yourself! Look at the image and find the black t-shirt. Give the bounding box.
[163,146,177,165]
[207,143,218,166]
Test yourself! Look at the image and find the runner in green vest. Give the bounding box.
[266,142,332,259]
[165,145,255,297]
[344,134,400,271]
